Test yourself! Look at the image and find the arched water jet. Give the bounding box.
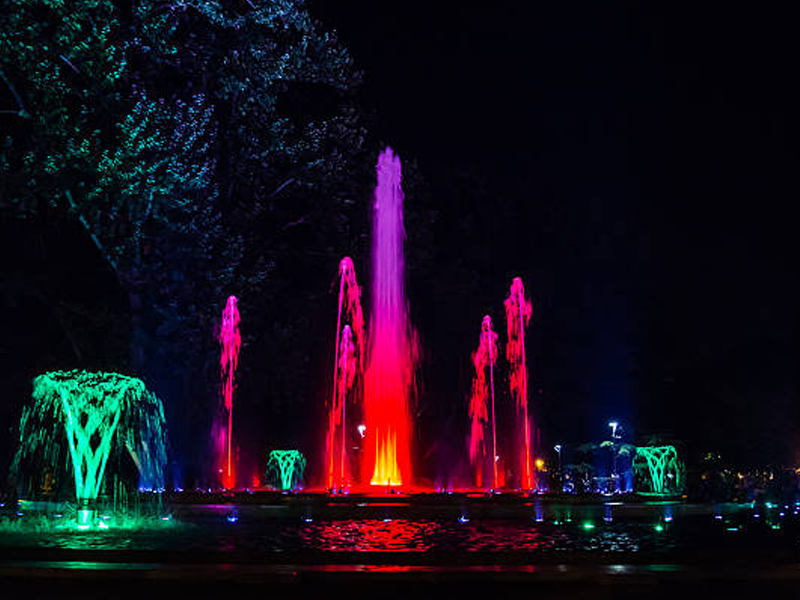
[326,257,364,490]
[11,370,168,526]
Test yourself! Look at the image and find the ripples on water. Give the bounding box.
[0,517,684,553]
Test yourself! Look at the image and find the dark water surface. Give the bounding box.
[1,501,798,562]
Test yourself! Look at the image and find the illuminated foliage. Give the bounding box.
[11,370,168,504]
[634,445,684,495]
[266,450,306,491]
[1,1,369,471]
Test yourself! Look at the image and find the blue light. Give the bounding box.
[303,517,313,523]
[458,515,470,523]
[226,513,238,523]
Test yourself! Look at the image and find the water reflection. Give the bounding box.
[300,519,437,551]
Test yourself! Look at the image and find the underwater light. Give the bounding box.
[582,522,595,531]
[77,509,93,529]
[654,524,664,532]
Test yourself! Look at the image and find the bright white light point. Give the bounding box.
[357,424,366,438]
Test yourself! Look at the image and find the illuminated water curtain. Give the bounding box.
[11,370,168,523]
[267,450,306,491]
[634,445,684,495]
[468,315,499,489]
[217,295,241,489]
[363,147,418,487]
[326,257,364,490]
[504,277,534,490]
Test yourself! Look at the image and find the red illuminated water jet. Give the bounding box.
[504,277,534,490]
[218,295,241,489]
[326,257,364,490]
[363,147,417,488]
[469,315,499,490]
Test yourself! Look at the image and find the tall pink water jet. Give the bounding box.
[218,295,241,489]
[363,147,417,487]
[504,277,534,490]
[469,315,499,489]
[338,326,356,484]
[326,257,364,490]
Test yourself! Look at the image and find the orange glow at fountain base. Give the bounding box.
[370,430,403,486]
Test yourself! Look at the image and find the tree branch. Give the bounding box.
[64,189,118,273]
[59,54,82,75]
[269,178,295,198]
[0,67,28,117]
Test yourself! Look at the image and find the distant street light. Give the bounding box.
[608,421,621,493]
[554,445,563,492]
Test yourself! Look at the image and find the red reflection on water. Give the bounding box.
[301,519,437,552]
[299,519,557,553]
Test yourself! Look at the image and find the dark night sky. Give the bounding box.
[308,1,798,465]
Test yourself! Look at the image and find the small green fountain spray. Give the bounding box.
[266,450,306,491]
[634,445,684,496]
[11,370,168,528]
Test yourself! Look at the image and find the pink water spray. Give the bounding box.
[363,147,417,487]
[469,315,499,489]
[504,277,534,490]
[218,295,241,489]
[327,257,364,490]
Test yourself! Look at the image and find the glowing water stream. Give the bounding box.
[11,370,167,525]
[504,277,534,490]
[218,296,241,489]
[363,147,417,487]
[469,315,499,489]
[327,257,364,490]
